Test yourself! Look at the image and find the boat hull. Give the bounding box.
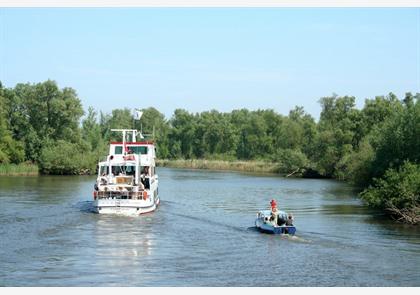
[255,217,296,235]
[92,197,160,215]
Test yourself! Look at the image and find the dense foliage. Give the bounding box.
[0,80,418,223]
[361,162,420,224]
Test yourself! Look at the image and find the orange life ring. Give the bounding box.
[142,191,148,200]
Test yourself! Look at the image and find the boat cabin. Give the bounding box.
[96,129,156,190]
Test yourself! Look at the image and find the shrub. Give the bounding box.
[272,149,309,175]
[360,161,420,224]
[39,140,96,175]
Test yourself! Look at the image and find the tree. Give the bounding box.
[0,83,25,163]
[312,95,361,178]
[272,149,309,175]
[288,106,317,157]
[82,107,103,150]
[135,107,170,158]
[356,93,403,145]
[39,140,94,175]
[193,110,239,158]
[169,109,197,159]
[5,80,84,162]
[361,161,420,224]
[100,108,133,142]
[369,94,420,180]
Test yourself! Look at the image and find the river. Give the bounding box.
[0,167,419,286]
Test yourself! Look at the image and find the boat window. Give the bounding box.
[115,146,123,154]
[140,166,151,176]
[125,165,136,176]
[111,166,123,175]
[128,146,148,155]
[99,165,109,176]
[111,165,136,176]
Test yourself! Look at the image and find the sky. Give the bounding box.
[1,8,419,120]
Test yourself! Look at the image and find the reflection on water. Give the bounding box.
[94,216,155,260]
[0,169,419,286]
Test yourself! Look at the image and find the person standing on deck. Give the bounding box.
[141,166,150,189]
[270,199,279,226]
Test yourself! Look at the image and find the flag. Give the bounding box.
[134,110,143,120]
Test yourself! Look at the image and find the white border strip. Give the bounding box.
[0,0,419,8]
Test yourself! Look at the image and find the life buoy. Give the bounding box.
[142,191,148,200]
[93,191,97,200]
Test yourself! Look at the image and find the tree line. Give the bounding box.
[0,80,418,223]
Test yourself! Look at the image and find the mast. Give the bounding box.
[110,129,140,153]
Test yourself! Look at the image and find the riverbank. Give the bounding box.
[0,163,39,176]
[157,159,283,174]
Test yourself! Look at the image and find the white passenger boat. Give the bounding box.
[92,116,159,215]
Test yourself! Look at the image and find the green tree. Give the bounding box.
[5,80,84,162]
[361,161,420,224]
[194,110,239,158]
[288,106,317,157]
[81,106,108,170]
[39,140,94,175]
[99,108,133,142]
[355,93,403,145]
[0,83,25,163]
[135,107,170,158]
[369,94,420,180]
[169,109,197,159]
[312,95,361,178]
[272,149,309,174]
[82,107,103,150]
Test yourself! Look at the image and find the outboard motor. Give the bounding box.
[286,213,294,226]
[277,213,287,226]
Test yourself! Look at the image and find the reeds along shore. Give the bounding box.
[0,160,281,176]
[0,163,39,176]
[156,159,281,174]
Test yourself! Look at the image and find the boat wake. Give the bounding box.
[247,226,312,243]
[74,201,96,213]
[283,234,312,243]
[170,211,250,234]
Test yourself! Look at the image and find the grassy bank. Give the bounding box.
[0,163,39,176]
[157,159,282,174]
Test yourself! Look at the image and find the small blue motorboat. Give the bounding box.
[255,210,296,235]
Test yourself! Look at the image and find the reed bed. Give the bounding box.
[157,159,280,174]
[0,163,39,176]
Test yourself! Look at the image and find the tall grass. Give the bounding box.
[0,163,39,176]
[157,159,281,174]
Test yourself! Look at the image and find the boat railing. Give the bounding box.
[123,154,136,161]
[115,175,134,185]
[95,190,147,200]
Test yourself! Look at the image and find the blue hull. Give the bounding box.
[257,224,296,235]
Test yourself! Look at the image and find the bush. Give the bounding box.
[337,138,375,185]
[39,140,96,175]
[272,149,309,175]
[360,161,420,224]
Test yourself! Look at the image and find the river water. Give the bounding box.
[0,167,419,286]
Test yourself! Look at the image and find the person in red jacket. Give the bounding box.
[269,199,279,225]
